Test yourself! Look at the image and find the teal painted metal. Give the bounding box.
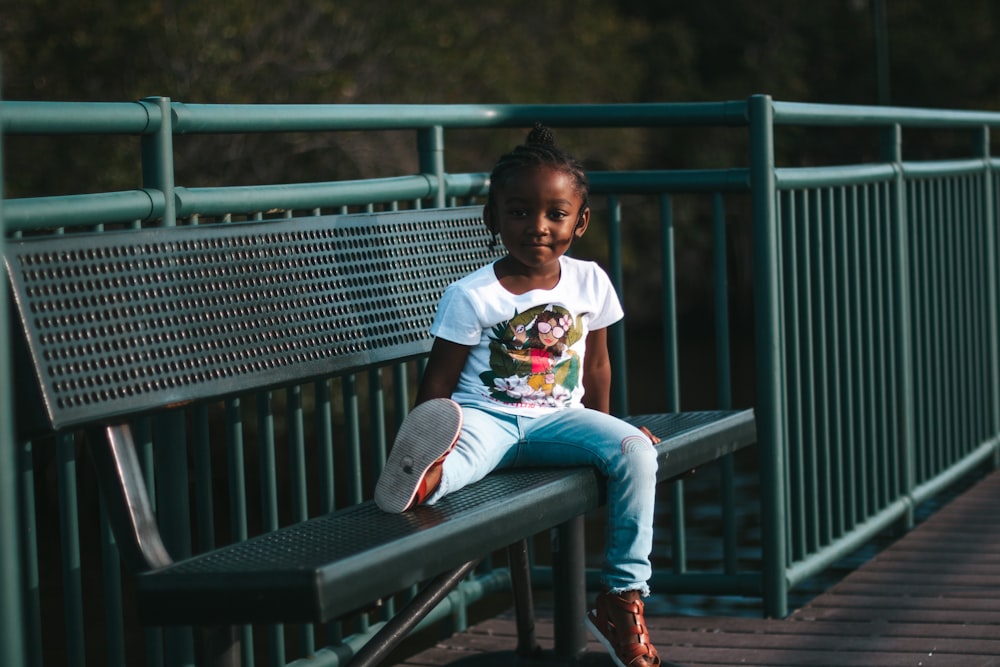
[606,195,629,417]
[659,194,681,413]
[55,435,85,667]
[763,101,1000,621]
[0,70,28,667]
[6,94,1000,664]
[749,94,789,619]
[2,189,165,231]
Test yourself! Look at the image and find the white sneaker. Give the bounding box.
[374,398,462,513]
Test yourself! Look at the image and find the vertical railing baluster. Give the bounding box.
[256,391,285,665]
[98,498,126,667]
[711,193,739,574]
[56,434,86,667]
[659,194,680,413]
[781,189,804,561]
[606,195,629,416]
[832,186,850,537]
[369,369,387,491]
[224,398,255,667]
[19,438,42,667]
[315,381,336,514]
[657,194,686,573]
[801,189,816,547]
[192,406,215,552]
[820,187,842,540]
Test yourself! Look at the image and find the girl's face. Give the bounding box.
[486,165,589,276]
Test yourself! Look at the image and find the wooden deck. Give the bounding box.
[399,468,1000,666]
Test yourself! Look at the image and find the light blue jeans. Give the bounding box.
[426,404,658,595]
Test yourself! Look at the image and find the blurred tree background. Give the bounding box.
[2,0,998,199]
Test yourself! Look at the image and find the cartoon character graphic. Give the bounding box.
[479,305,584,407]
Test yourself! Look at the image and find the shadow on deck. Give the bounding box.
[401,468,1000,666]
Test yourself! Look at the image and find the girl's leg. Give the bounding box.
[424,405,520,504]
[514,409,658,594]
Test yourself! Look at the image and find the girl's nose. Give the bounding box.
[527,213,549,234]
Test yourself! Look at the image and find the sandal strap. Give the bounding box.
[592,592,661,667]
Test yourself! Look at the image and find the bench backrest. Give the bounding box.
[6,206,500,437]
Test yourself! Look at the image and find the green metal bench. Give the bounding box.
[5,205,756,666]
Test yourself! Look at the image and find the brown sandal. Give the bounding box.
[585,590,661,667]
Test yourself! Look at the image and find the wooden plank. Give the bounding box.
[400,469,1000,666]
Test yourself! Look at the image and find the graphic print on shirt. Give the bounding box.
[479,304,584,407]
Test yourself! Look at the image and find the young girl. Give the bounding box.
[375,124,662,667]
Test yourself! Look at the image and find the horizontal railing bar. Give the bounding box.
[785,497,913,588]
[3,189,166,231]
[170,101,751,133]
[0,100,161,134]
[776,164,896,189]
[2,169,753,229]
[775,159,996,190]
[0,100,751,136]
[908,438,1000,508]
[774,99,1000,128]
[901,158,993,178]
[6,97,1000,137]
[174,176,437,217]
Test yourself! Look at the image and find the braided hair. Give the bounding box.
[487,122,590,213]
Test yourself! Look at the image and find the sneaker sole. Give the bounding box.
[374,398,462,513]
[584,611,629,667]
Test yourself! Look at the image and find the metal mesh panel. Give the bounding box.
[5,206,498,432]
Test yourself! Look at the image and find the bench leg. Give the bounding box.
[552,516,587,661]
[348,559,480,667]
[194,625,240,667]
[507,539,541,657]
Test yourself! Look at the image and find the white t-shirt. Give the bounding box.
[430,255,624,415]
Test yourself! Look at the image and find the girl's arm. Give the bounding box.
[582,327,612,413]
[583,327,659,444]
[415,337,473,405]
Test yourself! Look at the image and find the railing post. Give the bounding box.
[418,125,446,207]
[749,94,789,618]
[0,60,29,667]
[975,126,1000,465]
[139,96,176,226]
[139,96,195,667]
[883,123,916,529]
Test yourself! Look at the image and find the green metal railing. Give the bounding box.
[2,95,999,665]
[751,99,1000,615]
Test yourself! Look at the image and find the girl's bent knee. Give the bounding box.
[618,434,658,476]
[620,434,653,455]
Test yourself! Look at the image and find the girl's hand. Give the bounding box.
[639,426,660,445]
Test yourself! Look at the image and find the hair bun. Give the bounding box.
[526,122,556,147]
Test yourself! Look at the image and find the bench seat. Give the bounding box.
[137,410,755,626]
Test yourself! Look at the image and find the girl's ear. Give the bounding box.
[574,207,591,238]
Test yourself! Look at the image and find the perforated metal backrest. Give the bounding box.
[6,206,499,435]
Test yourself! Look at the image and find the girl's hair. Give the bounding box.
[487,122,590,212]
